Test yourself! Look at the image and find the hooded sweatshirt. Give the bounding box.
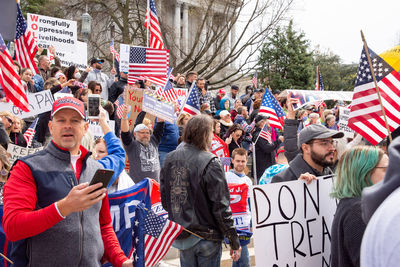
[362,136,400,223]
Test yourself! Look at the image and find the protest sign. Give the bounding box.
[175,88,188,109]
[251,176,337,267]
[7,144,43,165]
[51,41,88,70]
[286,90,353,110]
[27,13,77,52]
[142,92,176,123]
[88,120,116,140]
[0,90,54,119]
[119,44,130,72]
[124,88,155,131]
[338,107,355,138]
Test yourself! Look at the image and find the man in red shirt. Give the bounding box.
[3,97,132,267]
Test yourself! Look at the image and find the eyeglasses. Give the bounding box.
[137,131,150,135]
[308,139,337,147]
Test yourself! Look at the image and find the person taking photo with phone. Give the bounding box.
[3,97,133,267]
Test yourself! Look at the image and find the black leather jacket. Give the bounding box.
[160,143,240,250]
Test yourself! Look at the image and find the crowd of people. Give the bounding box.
[0,47,399,267]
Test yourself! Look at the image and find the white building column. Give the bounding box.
[174,1,181,52]
[182,3,189,54]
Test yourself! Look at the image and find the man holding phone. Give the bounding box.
[3,97,132,266]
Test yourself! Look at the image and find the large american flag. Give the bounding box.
[127,46,169,86]
[114,94,127,119]
[315,67,324,91]
[144,0,164,50]
[259,89,286,129]
[23,117,39,147]
[132,204,182,267]
[110,40,120,62]
[0,34,29,112]
[182,83,200,116]
[258,123,272,143]
[348,46,400,145]
[15,4,38,74]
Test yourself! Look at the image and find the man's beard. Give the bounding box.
[310,149,334,168]
[139,139,150,146]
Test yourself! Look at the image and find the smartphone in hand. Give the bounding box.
[89,169,114,190]
[88,94,101,119]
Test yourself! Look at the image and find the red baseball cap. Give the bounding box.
[218,88,226,95]
[51,97,86,119]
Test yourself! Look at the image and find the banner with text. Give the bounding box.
[338,107,355,138]
[119,44,130,72]
[27,13,77,52]
[175,88,188,110]
[88,120,116,140]
[251,176,337,267]
[7,144,43,165]
[49,41,88,70]
[142,92,176,123]
[287,90,353,110]
[0,90,54,118]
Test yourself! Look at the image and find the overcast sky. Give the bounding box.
[289,0,400,64]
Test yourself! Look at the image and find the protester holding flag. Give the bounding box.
[3,97,133,266]
[160,115,241,266]
[252,115,283,181]
[331,146,387,267]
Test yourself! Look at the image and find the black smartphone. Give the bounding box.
[89,169,114,190]
[88,94,101,119]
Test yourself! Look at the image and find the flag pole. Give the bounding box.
[146,0,150,47]
[252,142,257,185]
[315,66,319,90]
[360,30,392,142]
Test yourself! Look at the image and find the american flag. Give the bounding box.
[132,203,182,267]
[259,89,286,129]
[348,46,400,145]
[15,4,38,74]
[252,73,257,89]
[128,46,169,86]
[182,83,200,116]
[23,117,39,147]
[315,66,324,91]
[0,34,29,112]
[155,68,177,102]
[114,94,127,119]
[144,0,165,50]
[220,157,231,172]
[110,40,120,62]
[258,123,272,143]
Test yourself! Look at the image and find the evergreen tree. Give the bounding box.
[258,20,313,91]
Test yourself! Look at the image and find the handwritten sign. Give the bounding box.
[251,176,337,267]
[88,120,116,140]
[0,90,54,118]
[338,107,355,138]
[27,13,77,52]
[7,144,43,165]
[142,92,176,123]
[124,88,156,131]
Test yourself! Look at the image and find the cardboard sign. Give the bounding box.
[287,90,353,110]
[51,41,88,70]
[7,144,43,165]
[0,90,54,118]
[141,92,176,123]
[124,88,156,131]
[251,176,337,267]
[88,120,116,140]
[338,107,355,138]
[27,13,77,52]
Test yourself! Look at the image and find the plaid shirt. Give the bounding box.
[198,89,217,113]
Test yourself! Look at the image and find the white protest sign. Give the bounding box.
[7,144,43,165]
[175,88,188,109]
[119,44,130,72]
[287,90,353,110]
[0,90,54,118]
[251,176,337,267]
[338,107,355,138]
[142,92,176,123]
[51,41,88,70]
[88,120,116,140]
[27,13,77,52]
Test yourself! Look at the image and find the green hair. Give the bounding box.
[331,146,384,199]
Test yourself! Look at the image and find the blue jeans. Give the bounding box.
[232,245,250,267]
[180,240,222,267]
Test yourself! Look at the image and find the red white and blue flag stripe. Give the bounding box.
[23,117,38,147]
[259,89,286,129]
[182,83,200,116]
[144,0,164,50]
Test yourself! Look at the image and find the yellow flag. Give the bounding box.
[380,45,400,71]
